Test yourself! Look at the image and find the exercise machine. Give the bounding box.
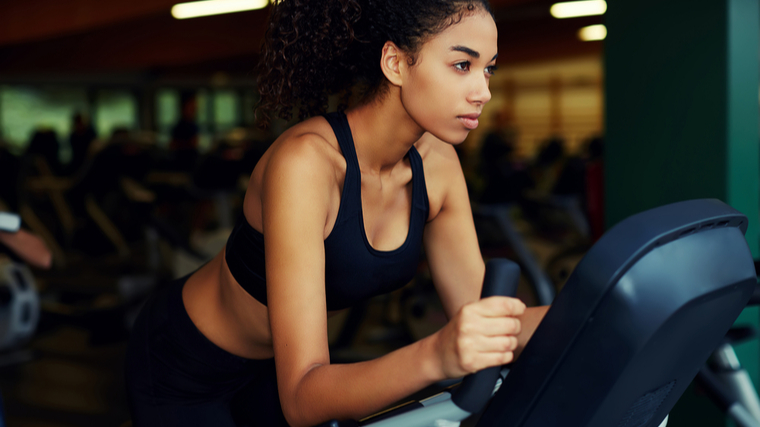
[0,257,39,355]
[694,292,760,427]
[0,211,40,364]
[317,198,757,427]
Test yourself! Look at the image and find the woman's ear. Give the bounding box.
[380,41,405,87]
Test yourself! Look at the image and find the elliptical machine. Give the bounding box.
[316,199,757,427]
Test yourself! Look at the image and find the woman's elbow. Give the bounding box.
[281,400,313,427]
[280,387,333,427]
[279,363,334,426]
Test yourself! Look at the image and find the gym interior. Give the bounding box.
[0,0,758,426]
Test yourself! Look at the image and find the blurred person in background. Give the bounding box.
[477,107,532,205]
[25,129,63,177]
[584,136,604,241]
[169,91,200,173]
[0,141,22,212]
[530,136,566,197]
[67,112,97,177]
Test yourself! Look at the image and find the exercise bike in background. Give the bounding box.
[0,212,41,361]
[0,211,44,427]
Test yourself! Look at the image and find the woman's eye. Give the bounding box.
[485,65,498,76]
[454,62,470,72]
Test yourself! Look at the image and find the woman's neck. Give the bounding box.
[345,91,425,175]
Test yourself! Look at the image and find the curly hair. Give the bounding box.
[255,0,493,127]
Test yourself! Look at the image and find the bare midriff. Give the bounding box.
[182,248,276,360]
[182,247,346,360]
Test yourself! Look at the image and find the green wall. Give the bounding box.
[605,0,760,425]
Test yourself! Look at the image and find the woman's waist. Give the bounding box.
[183,253,275,360]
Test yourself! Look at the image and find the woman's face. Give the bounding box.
[400,10,498,144]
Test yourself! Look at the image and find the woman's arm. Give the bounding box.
[262,135,524,427]
[422,141,547,356]
[0,229,52,270]
[263,135,439,426]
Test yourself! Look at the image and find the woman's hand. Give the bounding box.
[432,296,526,379]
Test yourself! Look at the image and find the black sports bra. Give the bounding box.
[225,111,430,311]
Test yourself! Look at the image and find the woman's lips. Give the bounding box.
[458,115,480,130]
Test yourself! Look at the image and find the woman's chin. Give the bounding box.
[439,132,470,146]
[421,127,471,146]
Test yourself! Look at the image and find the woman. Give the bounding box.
[125,1,549,426]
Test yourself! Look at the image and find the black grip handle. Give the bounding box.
[479,258,521,299]
[450,258,521,414]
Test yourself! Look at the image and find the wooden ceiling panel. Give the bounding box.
[0,10,268,73]
[0,0,181,46]
[498,14,604,62]
[0,0,603,77]
[0,0,540,47]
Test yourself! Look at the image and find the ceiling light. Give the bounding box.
[578,24,607,41]
[550,1,607,19]
[171,0,269,19]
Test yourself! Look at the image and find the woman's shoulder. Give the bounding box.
[263,116,345,176]
[248,115,346,209]
[274,116,340,156]
[243,116,345,232]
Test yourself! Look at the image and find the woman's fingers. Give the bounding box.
[437,296,527,378]
[455,336,517,373]
[473,296,526,317]
[457,297,523,336]
[476,335,519,353]
[456,334,518,359]
[478,317,522,336]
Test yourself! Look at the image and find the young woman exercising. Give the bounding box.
[125,1,549,426]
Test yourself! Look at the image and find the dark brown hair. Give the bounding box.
[255,0,493,127]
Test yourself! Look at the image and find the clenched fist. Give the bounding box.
[433,296,526,379]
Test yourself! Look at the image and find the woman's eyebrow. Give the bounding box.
[450,45,498,61]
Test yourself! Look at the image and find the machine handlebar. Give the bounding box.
[450,258,521,414]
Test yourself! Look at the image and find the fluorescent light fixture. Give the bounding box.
[578,24,607,41]
[550,0,607,19]
[172,0,269,19]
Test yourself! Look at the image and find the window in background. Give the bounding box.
[213,89,240,137]
[514,85,553,158]
[95,90,138,140]
[0,85,88,157]
[480,56,604,160]
[196,89,212,152]
[560,82,603,153]
[154,88,242,152]
[155,89,179,149]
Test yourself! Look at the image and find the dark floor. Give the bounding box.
[0,251,139,427]
[1,329,130,427]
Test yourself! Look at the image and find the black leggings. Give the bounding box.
[124,276,289,426]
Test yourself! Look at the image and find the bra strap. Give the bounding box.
[323,111,361,194]
[407,146,430,214]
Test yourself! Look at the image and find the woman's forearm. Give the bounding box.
[515,305,550,358]
[285,301,537,427]
[285,333,443,427]
[0,230,53,269]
